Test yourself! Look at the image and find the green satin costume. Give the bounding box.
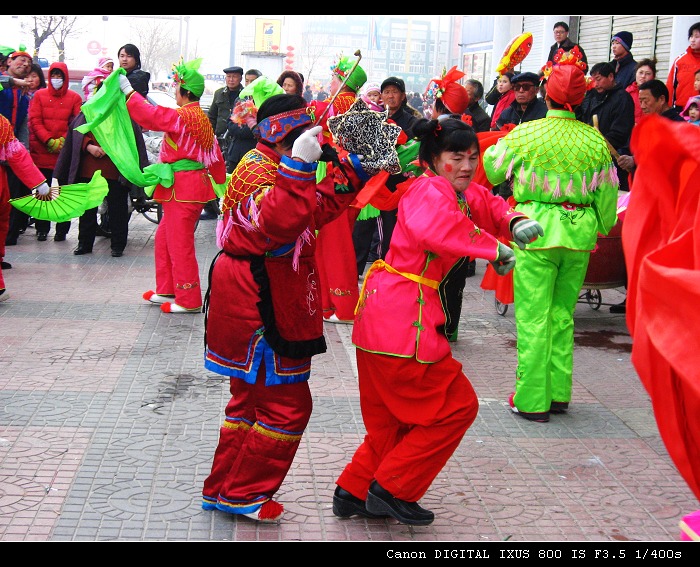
[483,109,619,414]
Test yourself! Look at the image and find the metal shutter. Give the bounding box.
[578,16,614,68]
[521,15,546,74]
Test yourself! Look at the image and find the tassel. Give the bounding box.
[292,228,314,272]
[565,174,574,196]
[543,174,551,193]
[552,175,562,198]
[494,148,507,169]
[581,172,588,196]
[590,170,599,191]
[529,171,537,191]
[518,163,526,185]
[506,157,515,180]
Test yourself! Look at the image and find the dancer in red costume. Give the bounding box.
[315,54,368,324]
[201,82,397,522]
[118,58,226,313]
[0,113,50,300]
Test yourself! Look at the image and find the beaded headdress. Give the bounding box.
[425,66,469,114]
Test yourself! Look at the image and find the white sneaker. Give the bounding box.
[325,313,353,325]
[0,290,8,302]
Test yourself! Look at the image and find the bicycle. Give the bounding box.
[95,192,162,238]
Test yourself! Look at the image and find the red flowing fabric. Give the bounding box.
[623,114,700,501]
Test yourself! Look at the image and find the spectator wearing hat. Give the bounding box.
[493,72,547,131]
[610,31,637,89]
[483,61,619,423]
[203,65,244,219]
[360,82,384,112]
[224,69,262,175]
[666,21,700,111]
[381,76,420,137]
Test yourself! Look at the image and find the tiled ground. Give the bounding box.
[0,212,696,545]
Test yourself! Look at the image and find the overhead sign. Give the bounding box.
[254,19,281,53]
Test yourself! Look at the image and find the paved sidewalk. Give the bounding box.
[0,213,695,544]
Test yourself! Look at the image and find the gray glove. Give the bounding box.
[490,241,516,276]
[118,74,134,96]
[291,125,323,163]
[35,182,51,196]
[512,218,544,250]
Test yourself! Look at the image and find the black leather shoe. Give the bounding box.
[111,250,123,257]
[1,261,11,270]
[73,246,92,255]
[37,232,48,241]
[366,481,434,525]
[54,233,67,242]
[332,486,386,519]
[549,401,569,414]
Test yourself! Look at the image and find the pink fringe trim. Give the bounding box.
[494,148,507,169]
[0,138,24,161]
[552,176,562,199]
[543,175,551,193]
[518,163,526,185]
[581,172,588,196]
[505,156,515,180]
[292,228,313,272]
[565,175,574,196]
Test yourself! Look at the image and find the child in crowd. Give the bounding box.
[682,95,700,125]
[360,82,384,112]
[81,57,114,100]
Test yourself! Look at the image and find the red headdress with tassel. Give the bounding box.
[426,66,470,115]
[542,47,588,111]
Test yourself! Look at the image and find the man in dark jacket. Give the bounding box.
[464,79,491,132]
[225,69,262,174]
[576,61,635,191]
[495,72,547,130]
[610,31,637,89]
[545,21,588,73]
[202,66,244,219]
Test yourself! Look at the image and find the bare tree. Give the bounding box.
[51,16,84,62]
[129,19,180,82]
[21,16,61,61]
[299,31,329,87]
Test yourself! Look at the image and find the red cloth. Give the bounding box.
[623,113,700,500]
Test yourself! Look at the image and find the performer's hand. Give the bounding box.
[292,126,323,163]
[491,242,516,276]
[118,75,134,96]
[35,182,51,196]
[512,218,544,250]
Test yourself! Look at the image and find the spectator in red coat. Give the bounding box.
[28,61,82,241]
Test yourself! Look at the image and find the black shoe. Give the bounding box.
[199,211,218,220]
[365,481,434,525]
[609,300,626,314]
[1,261,11,270]
[73,246,93,255]
[37,232,48,241]
[332,486,386,519]
[54,233,67,242]
[549,401,569,414]
[111,250,123,257]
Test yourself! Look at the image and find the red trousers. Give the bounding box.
[0,173,10,291]
[337,350,479,503]
[155,200,204,309]
[202,367,312,511]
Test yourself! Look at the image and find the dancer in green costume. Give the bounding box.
[483,60,619,423]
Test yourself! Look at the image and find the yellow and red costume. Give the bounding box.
[126,94,226,309]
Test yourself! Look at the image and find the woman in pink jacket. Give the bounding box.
[333,117,543,525]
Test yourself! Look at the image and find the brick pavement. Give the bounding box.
[0,213,696,544]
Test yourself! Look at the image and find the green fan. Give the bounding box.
[10,170,108,222]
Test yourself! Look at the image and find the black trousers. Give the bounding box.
[77,177,131,252]
[352,209,398,276]
[34,168,71,236]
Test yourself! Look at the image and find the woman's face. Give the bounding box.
[434,143,479,194]
[329,74,343,96]
[496,75,512,93]
[26,71,42,91]
[635,65,655,86]
[118,50,137,72]
[281,77,298,95]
